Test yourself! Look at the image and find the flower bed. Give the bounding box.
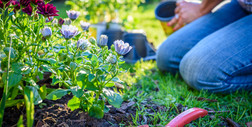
[0,0,133,126]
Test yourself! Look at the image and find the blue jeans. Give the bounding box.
[156,0,252,93]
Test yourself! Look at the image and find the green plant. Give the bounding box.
[0,0,132,126]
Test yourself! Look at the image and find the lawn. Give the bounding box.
[52,1,252,126]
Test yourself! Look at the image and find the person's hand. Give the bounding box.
[168,1,202,31]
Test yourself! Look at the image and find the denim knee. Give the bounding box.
[157,38,182,74]
[179,51,234,93]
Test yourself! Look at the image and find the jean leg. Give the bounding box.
[156,0,248,74]
[179,14,252,93]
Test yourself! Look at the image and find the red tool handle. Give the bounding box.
[165,108,208,127]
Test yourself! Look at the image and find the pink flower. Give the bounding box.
[22,4,32,16]
[37,2,59,17]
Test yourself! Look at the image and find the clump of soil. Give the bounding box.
[34,94,135,127]
[3,93,138,127]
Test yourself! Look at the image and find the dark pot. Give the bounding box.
[155,1,176,35]
[101,29,124,48]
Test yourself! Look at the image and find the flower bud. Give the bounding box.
[77,39,91,51]
[88,37,96,45]
[106,54,117,64]
[34,13,39,19]
[41,26,52,38]
[80,21,90,31]
[58,18,64,26]
[66,10,80,20]
[98,35,108,47]
[64,18,72,25]
[113,40,132,56]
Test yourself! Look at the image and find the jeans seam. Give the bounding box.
[223,63,252,84]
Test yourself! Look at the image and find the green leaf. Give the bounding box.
[88,104,104,119]
[88,74,95,82]
[38,85,47,100]
[91,54,98,65]
[37,58,56,65]
[77,81,99,91]
[10,86,19,100]
[25,86,42,105]
[105,82,115,87]
[70,86,84,98]
[0,51,7,60]
[5,99,24,108]
[3,72,22,87]
[103,89,123,108]
[104,105,110,113]
[67,96,80,111]
[4,47,16,58]
[112,77,123,83]
[76,70,87,81]
[25,78,39,89]
[70,62,77,71]
[11,63,22,73]
[46,89,69,100]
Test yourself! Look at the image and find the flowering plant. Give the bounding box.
[0,0,132,126]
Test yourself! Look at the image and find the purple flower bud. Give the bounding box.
[98,35,108,47]
[41,26,52,38]
[60,25,79,40]
[106,54,117,64]
[113,40,132,55]
[58,18,64,26]
[66,10,80,20]
[77,39,91,51]
[80,21,90,31]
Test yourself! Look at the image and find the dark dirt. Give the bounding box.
[2,94,241,127]
[1,73,242,127]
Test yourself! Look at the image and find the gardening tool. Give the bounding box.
[139,108,208,127]
[155,1,176,36]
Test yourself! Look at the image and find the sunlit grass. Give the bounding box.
[54,1,252,126]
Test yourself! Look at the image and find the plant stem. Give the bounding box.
[0,37,12,126]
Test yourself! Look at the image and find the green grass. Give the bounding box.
[53,1,252,126]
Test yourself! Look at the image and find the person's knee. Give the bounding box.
[156,37,182,74]
[179,51,232,93]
